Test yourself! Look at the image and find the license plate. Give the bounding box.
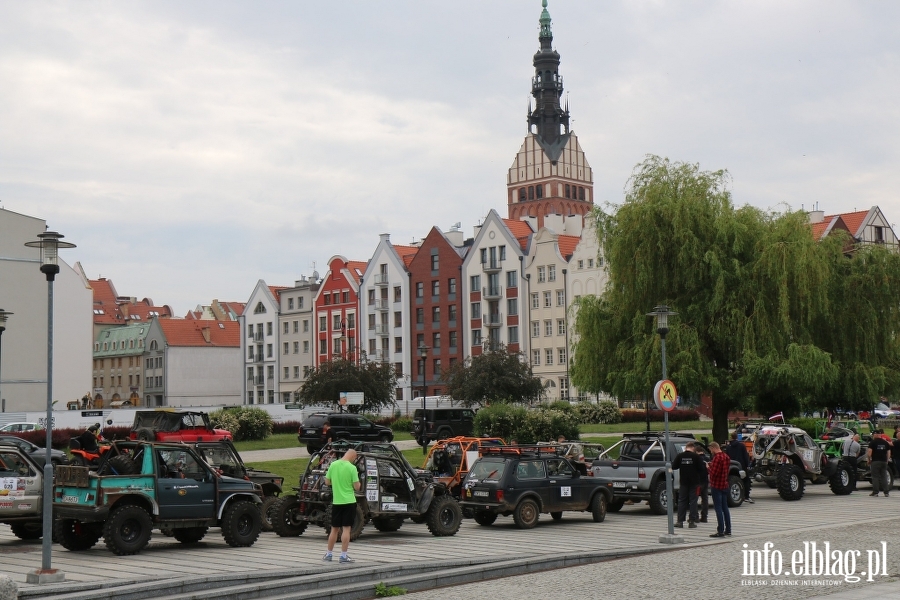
[306,429,316,434]
[473,490,488,497]
[613,482,627,488]
[62,495,79,503]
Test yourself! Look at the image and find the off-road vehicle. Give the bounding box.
[297,413,393,454]
[53,440,262,555]
[411,408,476,446]
[130,409,232,442]
[423,436,505,499]
[749,425,853,500]
[0,441,45,540]
[591,432,747,514]
[271,441,461,540]
[459,445,614,529]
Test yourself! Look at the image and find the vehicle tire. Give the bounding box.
[828,461,854,496]
[51,459,62,467]
[425,495,462,536]
[776,464,805,501]
[135,427,155,442]
[512,498,540,529]
[325,503,366,541]
[473,511,497,526]
[306,444,321,455]
[378,434,392,443]
[173,526,208,544]
[608,499,625,512]
[271,496,308,537]
[727,476,745,508]
[550,511,563,521]
[436,428,452,442]
[221,500,261,547]
[54,519,102,551]
[71,455,87,468]
[99,454,139,476]
[260,496,279,532]
[372,517,404,532]
[10,521,43,540]
[591,493,608,523]
[649,480,668,515]
[104,505,153,555]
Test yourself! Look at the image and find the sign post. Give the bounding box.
[655,377,680,544]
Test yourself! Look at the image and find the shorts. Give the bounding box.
[331,503,356,528]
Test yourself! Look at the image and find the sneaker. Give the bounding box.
[745,498,754,504]
[689,522,698,529]
[870,492,879,497]
[709,532,725,538]
[674,522,683,528]
[339,555,355,563]
[885,492,890,497]
[725,532,732,536]
[323,553,333,562]
[699,518,708,523]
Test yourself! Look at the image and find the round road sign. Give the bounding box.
[653,379,677,412]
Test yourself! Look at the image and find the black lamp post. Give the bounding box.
[647,305,680,544]
[419,343,429,455]
[0,309,11,414]
[25,231,75,583]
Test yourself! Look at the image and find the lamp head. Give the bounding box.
[24,231,76,281]
[0,309,11,333]
[646,305,677,336]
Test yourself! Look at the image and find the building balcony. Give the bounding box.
[251,331,264,342]
[482,285,502,300]
[482,260,502,274]
[484,312,503,327]
[373,349,386,362]
[374,324,389,335]
[374,298,389,311]
[374,274,389,285]
[248,375,264,385]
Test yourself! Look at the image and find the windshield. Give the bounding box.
[467,459,506,483]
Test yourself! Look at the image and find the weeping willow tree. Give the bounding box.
[570,155,900,441]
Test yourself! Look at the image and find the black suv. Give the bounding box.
[411,408,475,445]
[298,413,393,453]
[459,445,614,529]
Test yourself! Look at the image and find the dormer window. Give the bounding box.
[254,302,266,314]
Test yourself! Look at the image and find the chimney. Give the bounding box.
[809,210,825,224]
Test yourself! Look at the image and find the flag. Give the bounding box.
[769,412,784,422]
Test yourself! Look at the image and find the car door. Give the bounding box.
[156,449,216,520]
[514,459,550,511]
[0,449,40,514]
[547,458,581,510]
[356,417,378,441]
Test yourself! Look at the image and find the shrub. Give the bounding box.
[574,400,622,424]
[540,401,577,416]
[620,409,699,423]
[272,420,303,435]
[233,407,274,441]
[790,417,819,438]
[209,409,242,440]
[100,426,132,441]
[17,428,80,450]
[391,418,412,433]
[473,404,528,440]
[516,409,581,444]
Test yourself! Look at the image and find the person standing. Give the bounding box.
[323,449,361,563]
[672,442,702,528]
[694,445,709,523]
[841,434,861,491]
[707,442,732,537]
[867,431,892,497]
[725,432,753,503]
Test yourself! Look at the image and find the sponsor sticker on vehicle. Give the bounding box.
[0,501,13,509]
[366,469,378,477]
[613,481,627,488]
[382,495,395,503]
[366,490,379,502]
[1,478,17,492]
[17,503,32,510]
[382,503,407,511]
[62,495,79,504]
[406,477,414,491]
[560,486,571,497]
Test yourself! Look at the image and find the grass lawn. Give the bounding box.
[579,420,710,434]
[234,430,414,453]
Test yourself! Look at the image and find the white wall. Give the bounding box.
[166,346,242,407]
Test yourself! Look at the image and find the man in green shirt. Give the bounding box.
[324,449,361,563]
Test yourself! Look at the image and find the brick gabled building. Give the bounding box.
[185,300,245,321]
[89,277,173,339]
[810,207,899,248]
[314,256,367,367]
[406,226,471,402]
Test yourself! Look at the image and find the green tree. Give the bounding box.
[571,156,900,441]
[296,358,397,413]
[443,345,544,407]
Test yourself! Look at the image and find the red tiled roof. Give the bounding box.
[811,219,833,240]
[502,219,534,251]
[89,278,122,324]
[557,235,580,260]
[824,210,868,238]
[157,319,240,347]
[220,302,245,316]
[393,245,419,268]
[268,286,288,302]
[347,261,368,277]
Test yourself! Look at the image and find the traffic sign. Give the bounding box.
[653,380,677,412]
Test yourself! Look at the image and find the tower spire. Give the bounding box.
[528,0,569,156]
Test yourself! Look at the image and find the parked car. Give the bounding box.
[129,409,232,442]
[0,441,46,540]
[0,422,42,433]
[297,413,393,453]
[411,408,476,445]
[0,435,69,467]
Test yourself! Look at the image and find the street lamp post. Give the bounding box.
[0,310,12,414]
[419,343,429,455]
[647,305,682,545]
[24,231,75,584]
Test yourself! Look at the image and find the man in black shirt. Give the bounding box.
[78,423,101,453]
[725,433,753,503]
[867,430,892,497]
[673,442,703,528]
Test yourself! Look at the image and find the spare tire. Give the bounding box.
[99,454,139,476]
[136,428,155,442]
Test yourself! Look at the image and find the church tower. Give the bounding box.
[507,0,593,230]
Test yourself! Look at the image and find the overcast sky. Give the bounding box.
[2,1,898,314]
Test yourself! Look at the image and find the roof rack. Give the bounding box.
[622,432,696,439]
[480,444,563,458]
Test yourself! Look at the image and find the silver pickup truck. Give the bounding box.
[590,432,746,514]
[0,441,45,540]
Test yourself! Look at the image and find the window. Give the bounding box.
[431,280,440,296]
[472,330,482,345]
[369,339,376,354]
[368,289,375,305]
[319,316,327,332]
[303,320,309,332]
[432,306,440,324]
[266,344,273,358]
[416,282,424,298]
[449,357,457,368]
[532,350,541,365]
[342,291,349,304]
[283,342,289,355]
[470,302,482,319]
[531,293,539,309]
[528,185,534,200]
[545,320,553,336]
[294,341,300,354]
[506,271,518,288]
[298,297,304,309]
[548,265,556,282]
[394,311,402,327]
[394,286,402,302]
[532,321,540,338]
[266,322,273,336]
[559,348,567,365]
[557,290,565,306]
[332,292,339,304]
[303,341,309,353]
[536,184,543,199]
[347,313,355,329]
[304,366,311,377]
[433,358,441,374]
[417,333,425,348]
[578,260,584,269]
[449,330,458,348]
[558,319,566,336]
[283,367,289,379]
[253,302,266,314]
[565,184,571,198]
[544,291,552,307]
[499,245,506,260]
[288,298,294,310]
[431,254,439,270]
[432,332,441,348]
[448,278,457,295]
[395,337,403,353]
[248,347,255,359]
[319,339,327,354]
[470,275,481,291]
[368,314,375,329]
[588,258,594,268]
[508,326,519,344]
[545,349,554,365]
[333,315,342,330]
[293,320,299,333]
[417,308,424,324]
[537,266,546,283]
[480,248,487,264]
[394,363,403,377]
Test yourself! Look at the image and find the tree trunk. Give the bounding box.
[711,397,731,443]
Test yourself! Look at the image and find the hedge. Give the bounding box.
[474,404,580,443]
[620,409,700,423]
